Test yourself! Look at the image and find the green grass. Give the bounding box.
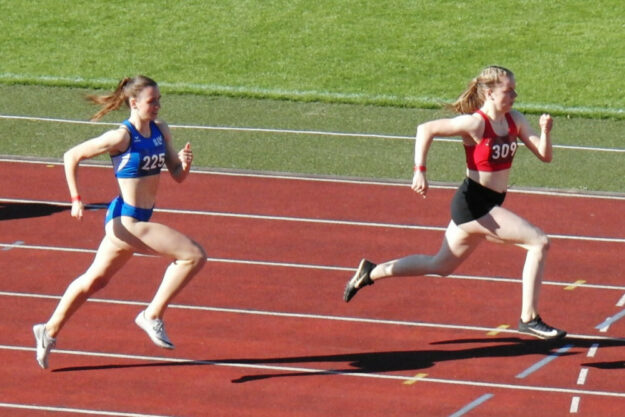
[0,1,624,194]
[2,0,625,116]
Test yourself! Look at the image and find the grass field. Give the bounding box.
[0,1,623,193]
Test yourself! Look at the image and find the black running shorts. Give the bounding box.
[450,177,506,225]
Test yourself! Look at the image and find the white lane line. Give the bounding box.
[2,196,625,244]
[2,157,625,201]
[3,344,625,399]
[1,290,623,343]
[587,344,599,358]
[1,113,625,154]
[3,240,625,293]
[0,402,175,417]
[1,240,24,250]
[617,294,625,307]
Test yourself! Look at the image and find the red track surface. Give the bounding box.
[1,159,624,416]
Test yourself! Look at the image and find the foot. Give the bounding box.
[518,315,566,340]
[33,324,56,369]
[343,259,376,302]
[135,311,175,349]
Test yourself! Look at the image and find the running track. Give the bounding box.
[1,159,624,416]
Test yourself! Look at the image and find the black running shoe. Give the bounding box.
[343,259,376,302]
[518,315,566,340]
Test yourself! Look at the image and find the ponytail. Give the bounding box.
[87,75,158,121]
[448,66,514,114]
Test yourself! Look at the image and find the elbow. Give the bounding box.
[63,149,79,166]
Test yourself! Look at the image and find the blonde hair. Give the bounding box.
[87,75,158,121]
[450,66,514,114]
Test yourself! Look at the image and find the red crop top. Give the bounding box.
[464,110,519,172]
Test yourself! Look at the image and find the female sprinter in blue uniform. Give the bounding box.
[344,66,566,340]
[33,75,206,369]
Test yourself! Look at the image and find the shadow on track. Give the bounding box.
[51,336,625,381]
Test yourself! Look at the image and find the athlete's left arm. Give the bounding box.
[158,120,193,183]
[513,110,553,163]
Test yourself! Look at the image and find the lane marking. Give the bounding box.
[448,393,494,417]
[1,240,24,251]
[570,396,581,413]
[577,368,589,385]
[0,402,175,417]
[3,344,625,398]
[564,280,586,290]
[3,196,624,244]
[2,290,624,342]
[617,294,625,307]
[587,344,599,358]
[487,324,510,336]
[2,157,625,201]
[1,112,625,154]
[515,344,574,379]
[2,239,625,293]
[403,373,428,385]
[596,310,625,331]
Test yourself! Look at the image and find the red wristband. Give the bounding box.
[414,165,426,172]
[71,195,81,203]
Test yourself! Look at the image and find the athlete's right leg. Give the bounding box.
[45,236,133,337]
[344,221,483,302]
[370,220,483,281]
[34,235,132,368]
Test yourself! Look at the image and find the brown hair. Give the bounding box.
[87,75,158,121]
[449,66,514,114]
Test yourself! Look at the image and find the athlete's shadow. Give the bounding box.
[52,336,592,379]
[52,336,625,378]
[0,202,68,221]
[0,202,107,221]
[226,337,576,383]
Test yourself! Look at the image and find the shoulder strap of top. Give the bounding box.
[475,109,495,138]
[504,112,518,136]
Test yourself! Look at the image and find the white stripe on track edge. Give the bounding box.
[2,344,625,399]
[2,113,625,154]
[1,290,623,343]
[0,402,175,417]
[1,157,624,200]
[1,196,624,243]
[2,240,625,291]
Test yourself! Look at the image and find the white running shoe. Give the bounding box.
[33,323,56,369]
[135,311,174,349]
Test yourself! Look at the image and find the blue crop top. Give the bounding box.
[111,120,166,178]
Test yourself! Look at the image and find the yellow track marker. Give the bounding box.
[403,373,428,385]
[487,324,510,336]
[564,280,586,290]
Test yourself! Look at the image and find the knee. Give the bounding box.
[529,231,550,256]
[72,273,110,294]
[179,242,207,269]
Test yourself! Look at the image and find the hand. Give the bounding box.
[178,142,193,170]
[539,113,553,134]
[71,200,84,221]
[411,171,428,198]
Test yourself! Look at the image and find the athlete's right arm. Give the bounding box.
[63,128,130,220]
[412,115,481,197]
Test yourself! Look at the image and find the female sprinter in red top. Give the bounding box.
[33,75,207,369]
[344,66,565,340]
